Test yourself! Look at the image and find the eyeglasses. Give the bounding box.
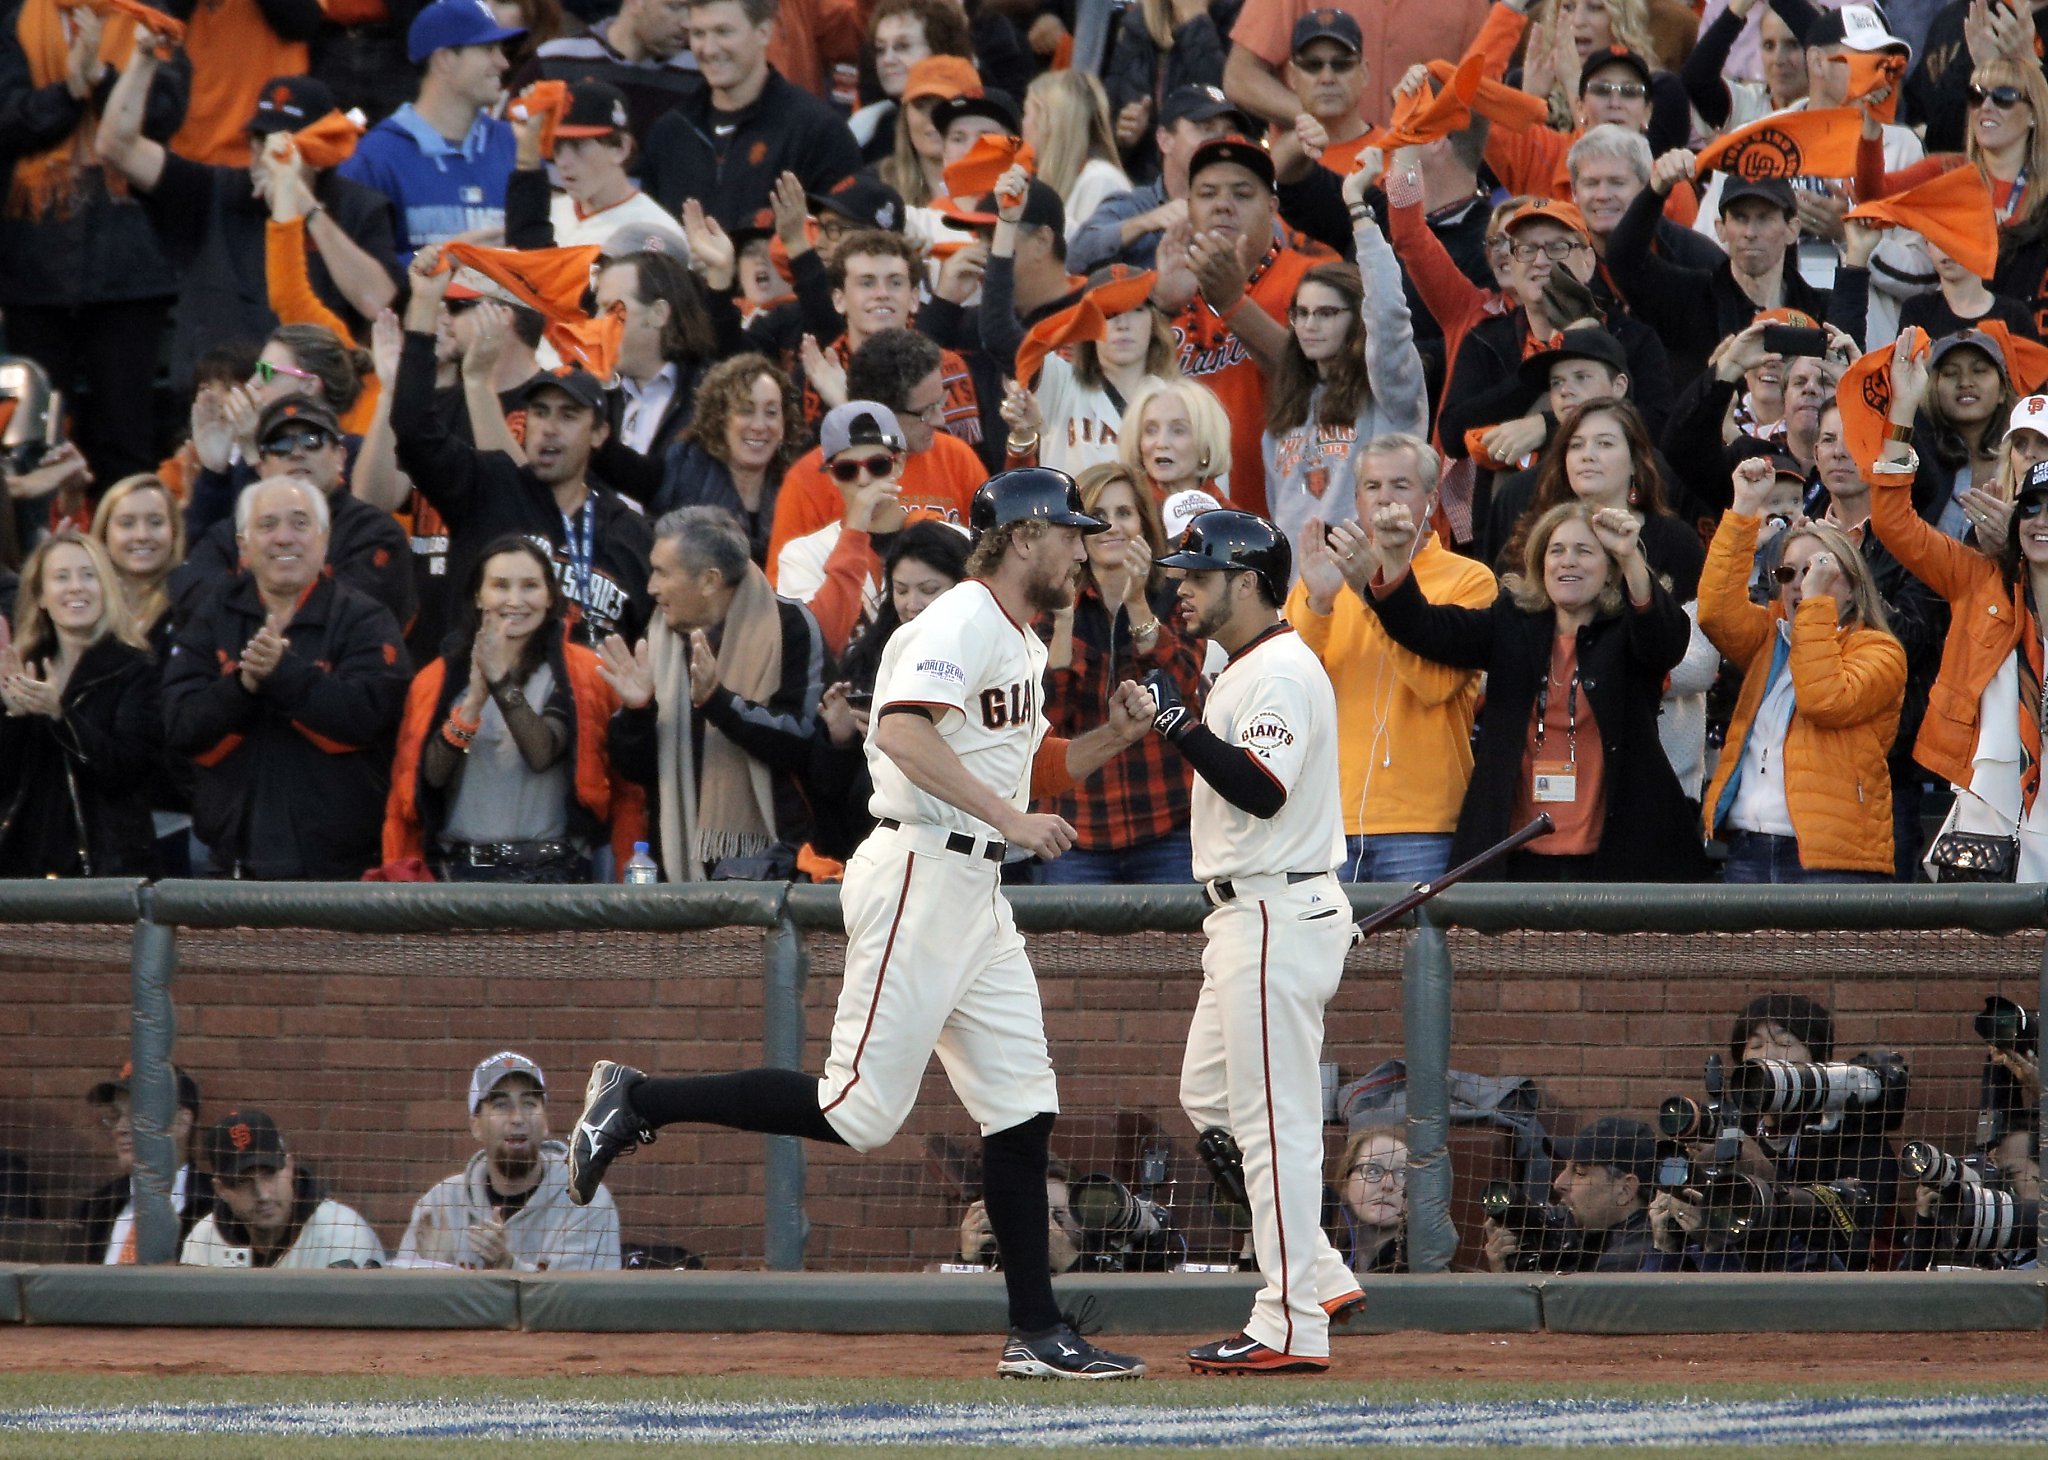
[1510,238,1587,262]
[1288,304,1350,326]
[259,426,337,456]
[909,399,947,424]
[1293,54,1359,75]
[1772,564,1800,585]
[1968,84,2028,110]
[1350,1161,1405,1183]
[829,453,897,483]
[252,359,318,386]
[1584,80,1648,100]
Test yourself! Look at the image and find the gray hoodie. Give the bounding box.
[1261,217,1429,572]
[397,1140,619,1271]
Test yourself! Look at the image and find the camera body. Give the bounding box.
[1479,1180,1582,1271]
[1693,1173,1872,1261]
[1065,1169,1179,1272]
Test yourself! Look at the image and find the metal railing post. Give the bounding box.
[128,889,181,1264]
[1401,907,1457,1272]
[761,913,810,1269]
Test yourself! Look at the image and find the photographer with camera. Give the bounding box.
[1899,996,2041,1271]
[956,1153,1183,1275]
[1484,1117,1655,1274]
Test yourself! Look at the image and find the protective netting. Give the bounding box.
[0,917,2037,1276]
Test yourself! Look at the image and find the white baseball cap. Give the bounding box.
[469,1051,546,1113]
[2012,395,2048,438]
[1161,487,1225,542]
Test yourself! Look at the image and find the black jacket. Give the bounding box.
[0,637,162,876]
[144,153,400,389]
[1994,206,2048,342]
[1606,183,1834,388]
[171,478,416,634]
[391,329,653,647]
[71,1165,214,1264]
[1368,572,1708,881]
[643,69,862,232]
[650,439,782,567]
[1101,0,1232,185]
[0,9,187,307]
[162,572,411,878]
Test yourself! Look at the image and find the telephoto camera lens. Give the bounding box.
[1975,996,2039,1054]
[1901,1141,1980,1192]
[1658,1095,1710,1140]
[1727,1052,1909,1131]
[1067,1174,1164,1239]
[1941,1188,2039,1255]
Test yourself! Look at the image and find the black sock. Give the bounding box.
[627,1069,846,1144]
[981,1112,1062,1334]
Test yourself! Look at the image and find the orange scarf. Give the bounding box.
[8,0,141,220]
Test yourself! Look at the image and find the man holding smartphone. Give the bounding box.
[1612,162,1829,386]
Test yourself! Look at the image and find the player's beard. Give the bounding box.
[1185,595,1232,642]
[1023,558,1079,615]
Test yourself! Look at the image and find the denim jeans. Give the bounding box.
[1036,828,1196,885]
[1341,833,1454,885]
[1720,831,1890,885]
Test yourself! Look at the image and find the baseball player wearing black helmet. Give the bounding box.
[1145,508,1358,1374]
[566,467,1159,1380]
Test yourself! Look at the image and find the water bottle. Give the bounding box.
[622,842,659,886]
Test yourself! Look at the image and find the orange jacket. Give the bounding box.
[1698,511,1906,874]
[1870,467,2029,790]
[383,638,645,871]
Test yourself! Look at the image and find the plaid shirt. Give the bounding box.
[1036,582,1205,850]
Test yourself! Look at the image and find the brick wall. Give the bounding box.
[0,920,2033,1271]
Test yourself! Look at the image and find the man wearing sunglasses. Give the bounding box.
[773,402,911,648]
[172,398,416,634]
[1286,11,1371,178]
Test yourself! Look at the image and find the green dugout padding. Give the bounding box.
[17,1269,519,1329]
[0,1268,22,1323]
[1536,1272,2048,1333]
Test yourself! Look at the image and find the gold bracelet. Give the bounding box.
[1132,618,1161,640]
[1007,432,1039,453]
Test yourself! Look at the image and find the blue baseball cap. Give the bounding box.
[408,0,525,64]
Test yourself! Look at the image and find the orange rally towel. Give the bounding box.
[1015,266,1156,387]
[1847,162,2000,280]
[289,110,365,170]
[1695,107,1864,183]
[1428,58,1549,134]
[943,134,1034,202]
[1834,326,1928,468]
[508,79,571,159]
[1844,50,1907,126]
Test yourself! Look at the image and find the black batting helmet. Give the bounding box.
[1157,509,1291,606]
[968,466,1108,541]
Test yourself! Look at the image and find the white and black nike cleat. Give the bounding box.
[1187,1332,1329,1375]
[996,1323,1146,1380]
[566,1060,653,1206]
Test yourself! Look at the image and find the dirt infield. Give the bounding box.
[4,1328,2046,1385]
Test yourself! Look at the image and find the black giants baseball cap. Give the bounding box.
[1291,8,1363,55]
[206,1108,290,1177]
[1188,134,1276,189]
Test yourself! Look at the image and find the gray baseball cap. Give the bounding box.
[820,401,906,457]
[469,1050,546,1113]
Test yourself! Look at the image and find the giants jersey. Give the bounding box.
[867,580,1048,838]
[1191,625,1344,883]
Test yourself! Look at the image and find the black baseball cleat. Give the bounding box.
[1187,1333,1329,1375]
[996,1323,1146,1380]
[567,1060,653,1206]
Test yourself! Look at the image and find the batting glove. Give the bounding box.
[1143,669,1193,743]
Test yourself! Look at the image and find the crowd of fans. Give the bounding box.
[15,0,2048,887]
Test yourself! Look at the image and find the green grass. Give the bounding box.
[3,1375,2046,1458]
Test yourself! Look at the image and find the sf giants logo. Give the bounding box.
[979,679,1035,730]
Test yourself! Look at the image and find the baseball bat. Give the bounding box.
[1352,814,1554,940]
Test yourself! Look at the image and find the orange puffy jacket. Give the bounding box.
[1699,511,1906,875]
[1869,468,2029,791]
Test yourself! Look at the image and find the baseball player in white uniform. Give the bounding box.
[1146,509,1361,1375]
[565,469,1156,1380]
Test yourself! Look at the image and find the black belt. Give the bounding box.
[878,818,1005,862]
[1210,871,1323,903]
[445,839,577,868]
